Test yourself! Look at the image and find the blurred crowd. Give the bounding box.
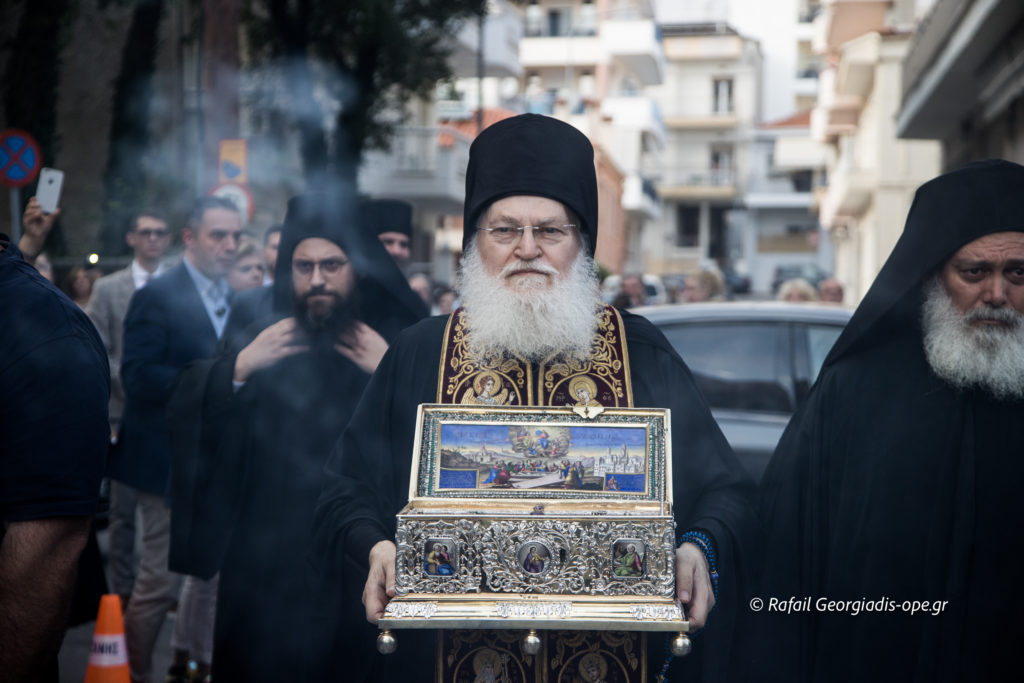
[5,184,848,683]
[600,269,845,308]
[4,190,430,683]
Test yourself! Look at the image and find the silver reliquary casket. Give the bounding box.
[378,404,688,653]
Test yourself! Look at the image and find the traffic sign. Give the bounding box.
[210,181,255,223]
[0,129,42,188]
[219,139,247,184]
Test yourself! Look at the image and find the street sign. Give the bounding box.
[219,139,247,184]
[210,181,254,224]
[0,129,42,188]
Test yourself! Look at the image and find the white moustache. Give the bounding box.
[965,306,1022,326]
[502,260,559,278]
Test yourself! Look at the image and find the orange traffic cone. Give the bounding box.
[84,594,130,683]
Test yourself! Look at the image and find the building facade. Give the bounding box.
[811,0,940,302]
[644,23,761,278]
[897,0,1024,169]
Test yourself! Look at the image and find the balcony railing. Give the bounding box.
[660,166,736,187]
[359,126,471,208]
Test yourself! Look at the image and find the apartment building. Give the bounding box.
[517,0,666,273]
[357,0,525,281]
[811,0,940,302]
[644,22,761,277]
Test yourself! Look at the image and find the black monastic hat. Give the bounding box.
[362,199,413,238]
[462,114,599,256]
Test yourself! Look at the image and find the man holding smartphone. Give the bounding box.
[18,196,60,267]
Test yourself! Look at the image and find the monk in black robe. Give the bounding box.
[166,192,423,682]
[753,160,1024,682]
[314,114,758,682]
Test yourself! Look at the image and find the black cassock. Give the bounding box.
[177,345,375,681]
[752,160,1024,682]
[166,192,424,682]
[313,309,759,683]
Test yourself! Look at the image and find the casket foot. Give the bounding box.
[670,632,691,657]
[521,629,542,655]
[377,629,397,655]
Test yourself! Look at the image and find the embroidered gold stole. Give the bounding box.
[437,303,634,410]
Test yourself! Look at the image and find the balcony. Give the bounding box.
[898,0,1024,139]
[819,156,874,228]
[602,18,665,85]
[835,32,879,98]
[813,0,888,54]
[774,135,830,171]
[663,112,738,130]
[601,95,666,148]
[810,66,862,141]
[657,166,738,201]
[358,126,471,213]
[519,34,604,69]
[622,174,661,221]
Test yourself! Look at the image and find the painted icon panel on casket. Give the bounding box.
[423,538,458,577]
[611,539,647,579]
[412,405,669,503]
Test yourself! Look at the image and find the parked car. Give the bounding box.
[771,263,831,294]
[634,302,852,482]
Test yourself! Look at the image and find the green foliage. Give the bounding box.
[242,0,487,184]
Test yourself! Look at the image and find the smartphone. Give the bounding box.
[36,167,65,214]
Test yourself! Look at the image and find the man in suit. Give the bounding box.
[113,196,241,683]
[86,210,171,607]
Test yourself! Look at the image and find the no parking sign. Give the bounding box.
[0,129,42,188]
[1,129,43,241]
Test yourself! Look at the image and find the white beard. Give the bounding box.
[456,240,601,362]
[921,276,1024,400]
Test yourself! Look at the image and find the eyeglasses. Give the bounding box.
[478,224,577,246]
[134,228,170,240]
[292,258,349,276]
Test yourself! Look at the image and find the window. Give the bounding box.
[660,322,793,413]
[791,170,813,192]
[710,145,733,184]
[526,2,543,36]
[547,9,564,37]
[577,0,597,35]
[709,206,728,260]
[676,205,700,248]
[712,78,733,114]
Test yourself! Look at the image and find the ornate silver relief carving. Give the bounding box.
[384,602,438,619]
[630,604,683,621]
[394,515,676,597]
[494,601,572,618]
